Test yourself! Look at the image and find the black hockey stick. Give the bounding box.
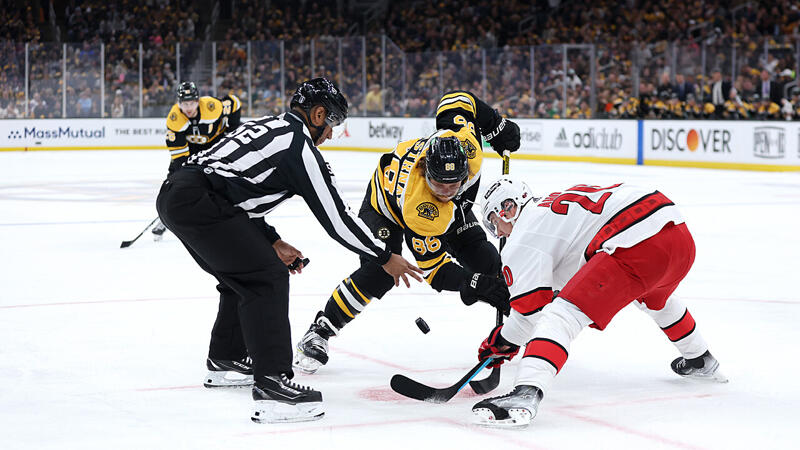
[469,150,511,395]
[390,357,496,403]
[120,217,159,248]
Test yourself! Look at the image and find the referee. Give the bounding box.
[156,77,422,423]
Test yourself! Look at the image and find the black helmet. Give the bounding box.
[177,81,199,102]
[291,77,348,127]
[425,136,468,184]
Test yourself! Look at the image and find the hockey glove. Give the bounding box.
[478,325,520,369]
[484,116,521,156]
[459,273,510,314]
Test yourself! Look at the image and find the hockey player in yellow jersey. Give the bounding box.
[293,91,521,374]
[165,81,242,173]
[153,81,242,240]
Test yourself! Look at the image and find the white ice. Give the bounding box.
[1,149,798,450]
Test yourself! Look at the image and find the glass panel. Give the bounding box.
[565,45,593,118]
[215,41,248,105]
[383,37,404,117]
[65,42,101,118]
[439,48,484,106]
[283,37,312,100]
[403,50,441,117]
[250,40,283,117]
[485,46,533,117]
[28,42,62,118]
[532,45,564,118]
[104,42,140,118]
[0,42,26,118]
[142,42,176,117]
[179,41,213,95]
[596,41,637,118]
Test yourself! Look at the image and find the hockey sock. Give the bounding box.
[515,298,591,392]
[637,296,709,359]
[323,277,374,330]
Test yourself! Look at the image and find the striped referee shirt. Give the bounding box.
[187,111,391,264]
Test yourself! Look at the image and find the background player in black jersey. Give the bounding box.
[155,77,422,423]
[152,81,242,240]
[293,90,521,374]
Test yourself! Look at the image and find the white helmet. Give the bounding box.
[481,177,536,238]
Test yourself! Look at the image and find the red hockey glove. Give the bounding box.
[478,325,520,369]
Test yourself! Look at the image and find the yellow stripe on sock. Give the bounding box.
[347,278,371,304]
[332,290,355,318]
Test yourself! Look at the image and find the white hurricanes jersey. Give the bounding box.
[499,183,684,345]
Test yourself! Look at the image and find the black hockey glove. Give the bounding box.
[484,116,520,156]
[460,273,510,313]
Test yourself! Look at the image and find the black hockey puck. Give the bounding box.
[415,317,430,334]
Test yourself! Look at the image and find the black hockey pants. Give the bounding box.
[156,167,293,379]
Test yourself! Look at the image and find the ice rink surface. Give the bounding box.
[1,148,798,449]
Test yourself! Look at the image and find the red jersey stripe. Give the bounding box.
[511,288,553,315]
[584,191,674,261]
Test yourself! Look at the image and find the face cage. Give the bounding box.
[482,198,518,238]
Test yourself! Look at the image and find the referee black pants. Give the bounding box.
[156,167,293,379]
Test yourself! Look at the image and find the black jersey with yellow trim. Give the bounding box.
[164,94,241,170]
[366,90,502,290]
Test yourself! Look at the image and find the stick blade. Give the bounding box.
[469,366,501,394]
[120,240,133,248]
[390,374,451,403]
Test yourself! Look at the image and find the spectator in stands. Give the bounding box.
[672,73,694,102]
[111,90,125,118]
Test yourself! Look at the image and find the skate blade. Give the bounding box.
[251,400,325,424]
[679,369,729,383]
[292,354,323,375]
[472,407,534,429]
[204,371,254,388]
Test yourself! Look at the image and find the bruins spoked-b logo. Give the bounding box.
[377,226,391,240]
[416,202,439,221]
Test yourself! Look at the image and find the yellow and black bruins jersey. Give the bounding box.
[165,94,242,169]
[367,91,496,286]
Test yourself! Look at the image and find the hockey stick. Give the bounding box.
[120,217,159,248]
[469,150,511,395]
[390,357,496,403]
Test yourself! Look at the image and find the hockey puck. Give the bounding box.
[415,317,430,334]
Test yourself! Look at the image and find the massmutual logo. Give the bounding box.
[555,127,623,150]
[753,126,785,159]
[7,126,106,140]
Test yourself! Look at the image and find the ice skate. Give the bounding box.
[204,356,254,388]
[671,350,728,382]
[472,385,543,428]
[293,311,338,374]
[151,221,166,241]
[251,374,324,423]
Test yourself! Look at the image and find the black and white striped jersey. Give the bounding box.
[186,111,391,264]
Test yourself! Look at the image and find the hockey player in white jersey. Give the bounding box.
[472,177,727,428]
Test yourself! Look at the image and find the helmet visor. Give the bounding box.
[482,198,517,238]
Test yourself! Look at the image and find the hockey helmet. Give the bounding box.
[177,81,199,102]
[424,136,469,184]
[291,77,348,127]
[481,177,535,238]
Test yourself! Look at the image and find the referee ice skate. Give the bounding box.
[156,77,422,424]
